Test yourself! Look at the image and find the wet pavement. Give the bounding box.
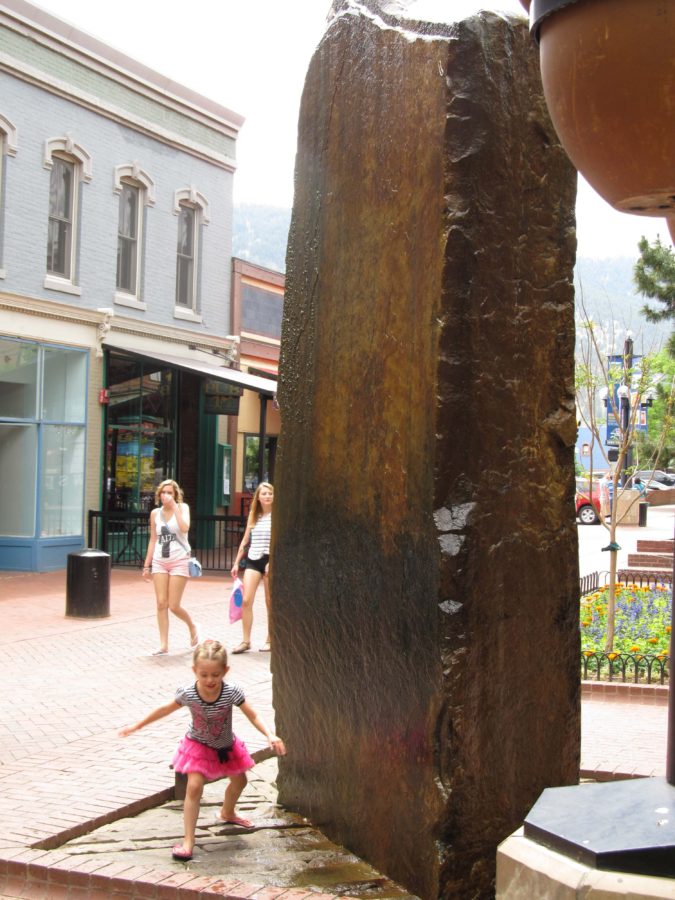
[58,762,412,896]
[0,511,671,897]
[0,567,417,899]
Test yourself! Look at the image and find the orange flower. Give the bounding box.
[607,652,618,660]
[630,645,640,653]
[647,637,659,644]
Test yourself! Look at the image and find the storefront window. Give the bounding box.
[43,348,87,422]
[40,425,85,536]
[0,424,37,536]
[0,339,87,542]
[0,339,38,419]
[105,353,176,512]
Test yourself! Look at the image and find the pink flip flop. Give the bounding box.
[171,844,193,861]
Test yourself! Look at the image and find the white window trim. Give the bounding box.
[0,116,17,279]
[43,275,82,296]
[0,114,18,156]
[113,163,155,206]
[174,306,203,323]
[113,292,146,310]
[43,135,92,182]
[45,155,79,286]
[173,187,209,317]
[173,186,210,224]
[113,173,149,304]
[43,135,91,289]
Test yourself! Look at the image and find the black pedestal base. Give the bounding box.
[524,777,675,878]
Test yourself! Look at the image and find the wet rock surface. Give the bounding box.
[274,2,578,899]
[56,762,417,897]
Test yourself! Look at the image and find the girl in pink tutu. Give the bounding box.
[119,639,286,861]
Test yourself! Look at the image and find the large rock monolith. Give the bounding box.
[272,3,579,898]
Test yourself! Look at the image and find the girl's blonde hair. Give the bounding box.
[247,481,274,527]
[155,479,184,506]
[193,639,228,669]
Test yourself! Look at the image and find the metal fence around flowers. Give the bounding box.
[581,650,669,685]
[579,571,671,684]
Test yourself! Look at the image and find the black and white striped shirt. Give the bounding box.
[248,513,271,560]
[175,682,245,749]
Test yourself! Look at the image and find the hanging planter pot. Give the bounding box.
[520,0,675,241]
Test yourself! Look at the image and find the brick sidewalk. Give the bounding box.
[0,566,669,898]
[0,569,349,899]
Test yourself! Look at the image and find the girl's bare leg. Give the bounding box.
[153,572,170,652]
[219,772,252,826]
[262,574,271,648]
[180,771,205,853]
[167,575,198,646]
[240,569,262,645]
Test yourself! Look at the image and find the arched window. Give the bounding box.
[0,113,18,279]
[43,135,92,294]
[173,186,209,318]
[113,163,155,307]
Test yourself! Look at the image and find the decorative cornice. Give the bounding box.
[0,50,236,170]
[0,1,243,135]
[44,134,93,182]
[173,186,211,224]
[0,290,102,325]
[113,162,156,206]
[0,112,18,154]
[0,291,237,354]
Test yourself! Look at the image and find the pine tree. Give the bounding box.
[634,238,675,357]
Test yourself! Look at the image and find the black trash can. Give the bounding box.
[638,501,649,528]
[66,549,111,617]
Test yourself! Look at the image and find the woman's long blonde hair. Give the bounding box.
[247,482,273,527]
[155,479,184,505]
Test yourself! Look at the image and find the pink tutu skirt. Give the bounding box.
[172,735,254,782]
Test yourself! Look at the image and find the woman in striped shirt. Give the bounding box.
[230,482,274,653]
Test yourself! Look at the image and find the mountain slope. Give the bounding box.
[233,203,671,351]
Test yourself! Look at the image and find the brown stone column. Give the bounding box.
[272,4,579,898]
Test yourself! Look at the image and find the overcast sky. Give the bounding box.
[32,0,669,259]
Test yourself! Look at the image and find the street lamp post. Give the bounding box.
[616,384,630,483]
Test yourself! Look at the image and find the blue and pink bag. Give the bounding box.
[229,578,244,624]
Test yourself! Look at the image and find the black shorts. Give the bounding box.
[245,554,269,575]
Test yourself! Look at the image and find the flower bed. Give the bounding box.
[580,583,671,683]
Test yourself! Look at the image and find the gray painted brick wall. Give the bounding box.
[1,73,233,336]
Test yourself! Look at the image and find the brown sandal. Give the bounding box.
[232,641,251,654]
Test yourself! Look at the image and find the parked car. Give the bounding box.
[633,470,675,490]
[575,478,601,525]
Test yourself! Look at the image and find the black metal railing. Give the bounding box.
[87,511,246,571]
[579,571,671,684]
[579,571,600,595]
[581,650,669,685]
[616,570,673,588]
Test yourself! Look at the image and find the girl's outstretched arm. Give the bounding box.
[119,700,180,737]
[239,701,286,755]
